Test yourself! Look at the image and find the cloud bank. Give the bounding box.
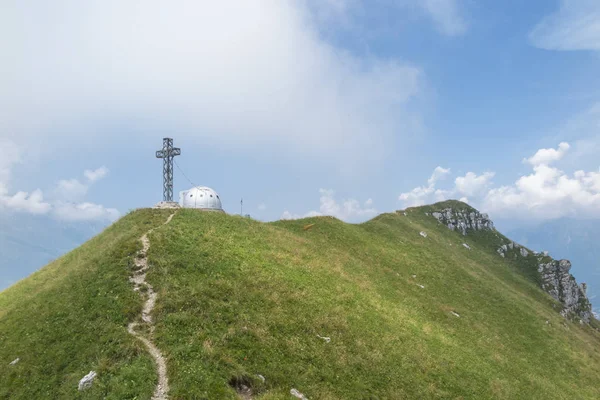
[421,0,468,36]
[1,0,424,168]
[281,188,376,222]
[529,0,600,51]
[399,142,600,221]
[0,140,118,221]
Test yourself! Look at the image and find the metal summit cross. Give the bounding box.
[155,138,181,202]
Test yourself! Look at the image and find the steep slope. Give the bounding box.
[507,218,600,316]
[0,209,174,399]
[1,204,600,399]
[419,200,593,322]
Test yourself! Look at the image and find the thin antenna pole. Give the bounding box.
[241,198,243,216]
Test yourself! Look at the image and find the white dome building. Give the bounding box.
[179,187,224,212]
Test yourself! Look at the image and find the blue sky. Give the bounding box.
[2,0,600,226]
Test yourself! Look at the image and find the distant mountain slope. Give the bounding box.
[0,213,105,290]
[508,218,600,317]
[1,204,600,399]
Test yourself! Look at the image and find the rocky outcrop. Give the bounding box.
[538,260,593,323]
[431,208,494,235]
[428,204,594,323]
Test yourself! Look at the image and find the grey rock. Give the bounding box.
[462,243,471,250]
[430,207,494,236]
[519,248,529,257]
[291,388,308,399]
[538,260,593,323]
[78,371,97,391]
[508,242,514,250]
[9,358,19,366]
[542,251,549,257]
[257,374,266,383]
[419,231,427,238]
[316,334,331,343]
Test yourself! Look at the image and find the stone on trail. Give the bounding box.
[317,334,331,343]
[291,388,308,399]
[9,358,19,366]
[419,231,427,238]
[78,371,97,391]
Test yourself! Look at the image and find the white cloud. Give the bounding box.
[309,0,467,37]
[281,188,376,222]
[54,166,109,203]
[455,171,495,196]
[483,162,600,220]
[0,139,21,188]
[0,139,51,214]
[399,166,450,207]
[0,0,423,168]
[84,166,109,182]
[523,142,570,166]
[0,189,51,214]
[53,202,119,222]
[529,0,600,51]
[428,166,451,186]
[398,168,490,207]
[0,144,117,221]
[421,0,467,36]
[401,143,600,221]
[55,179,89,202]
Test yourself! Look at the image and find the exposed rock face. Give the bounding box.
[431,208,494,235]
[519,248,529,258]
[538,260,593,323]
[428,204,594,323]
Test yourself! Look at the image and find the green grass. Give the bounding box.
[0,209,173,399]
[1,204,600,399]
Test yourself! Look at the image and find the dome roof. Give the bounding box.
[179,187,223,211]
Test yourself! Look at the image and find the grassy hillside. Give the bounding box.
[2,204,600,399]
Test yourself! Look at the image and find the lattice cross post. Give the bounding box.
[155,138,181,202]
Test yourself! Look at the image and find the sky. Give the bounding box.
[1,0,600,228]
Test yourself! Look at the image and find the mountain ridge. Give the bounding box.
[1,203,600,399]
[410,200,593,323]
